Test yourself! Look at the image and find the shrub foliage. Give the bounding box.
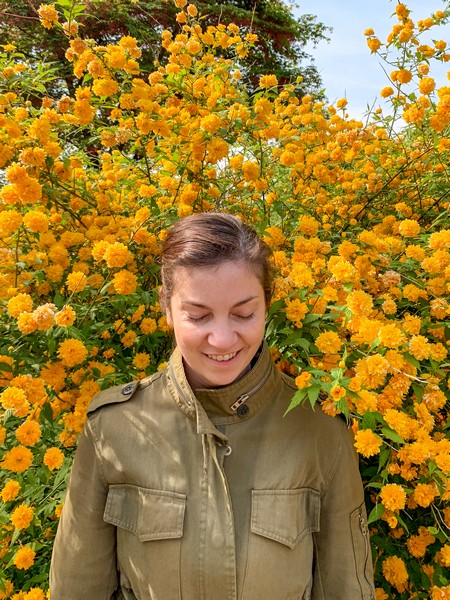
[0,1,450,598]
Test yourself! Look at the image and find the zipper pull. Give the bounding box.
[230,393,249,411]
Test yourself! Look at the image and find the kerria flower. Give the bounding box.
[15,420,42,446]
[10,504,34,530]
[354,429,382,457]
[1,445,33,472]
[381,556,408,592]
[380,483,407,512]
[57,338,88,368]
[315,330,342,354]
[1,480,21,502]
[13,546,36,570]
[43,447,64,471]
[112,269,138,295]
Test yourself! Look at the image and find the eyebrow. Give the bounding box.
[181,296,259,310]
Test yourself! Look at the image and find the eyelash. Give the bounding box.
[187,313,255,323]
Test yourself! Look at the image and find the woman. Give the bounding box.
[50,213,375,600]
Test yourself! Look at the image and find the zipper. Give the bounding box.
[230,363,271,411]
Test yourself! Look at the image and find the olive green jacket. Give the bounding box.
[50,343,375,600]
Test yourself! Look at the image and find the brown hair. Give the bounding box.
[161,212,273,308]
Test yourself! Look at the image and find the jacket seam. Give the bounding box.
[319,419,345,498]
[86,413,110,489]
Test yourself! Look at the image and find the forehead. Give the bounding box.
[170,261,264,300]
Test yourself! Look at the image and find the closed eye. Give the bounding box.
[235,313,255,320]
[186,315,208,322]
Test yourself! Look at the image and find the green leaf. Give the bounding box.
[362,411,382,431]
[284,388,308,415]
[307,384,322,408]
[367,503,384,524]
[381,427,404,444]
[403,353,421,369]
[412,383,424,401]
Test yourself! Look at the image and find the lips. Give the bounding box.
[206,351,238,362]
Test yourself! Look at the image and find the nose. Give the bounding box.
[207,320,238,349]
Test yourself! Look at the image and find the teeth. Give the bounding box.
[207,352,237,362]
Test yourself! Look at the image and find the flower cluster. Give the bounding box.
[0,0,449,597]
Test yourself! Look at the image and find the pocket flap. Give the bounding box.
[251,488,320,549]
[104,484,186,542]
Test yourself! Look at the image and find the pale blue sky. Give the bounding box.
[295,0,450,122]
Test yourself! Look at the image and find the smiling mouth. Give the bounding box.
[206,351,238,362]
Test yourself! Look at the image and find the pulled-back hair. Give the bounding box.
[161,213,273,307]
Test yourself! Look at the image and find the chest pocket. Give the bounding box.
[242,488,320,600]
[104,484,186,599]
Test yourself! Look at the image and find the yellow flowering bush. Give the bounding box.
[0,0,449,596]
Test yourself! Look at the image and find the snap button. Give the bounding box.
[122,383,135,395]
[224,445,232,456]
[236,404,249,417]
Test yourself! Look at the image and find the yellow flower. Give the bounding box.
[367,37,381,52]
[7,293,33,317]
[1,479,21,502]
[92,78,119,97]
[33,303,56,330]
[140,318,157,335]
[378,324,405,348]
[1,445,34,473]
[22,209,48,232]
[259,74,278,88]
[37,3,59,28]
[133,353,150,370]
[406,528,435,558]
[330,385,346,401]
[413,482,438,507]
[329,259,356,283]
[298,215,319,237]
[395,69,412,84]
[242,161,259,182]
[380,483,407,511]
[43,447,64,471]
[10,504,34,530]
[346,290,373,316]
[15,420,42,446]
[0,386,30,417]
[57,338,88,367]
[55,305,76,327]
[382,556,408,592]
[121,330,137,348]
[295,371,312,389]
[315,331,342,354]
[408,335,431,360]
[380,86,394,98]
[354,428,382,457]
[398,219,420,237]
[13,546,36,570]
[113,269,138,295]
[419,77,436,95]
[354,354,389,389]
[285,298,308,328]
[263,226,286,248]
[66,271,87,293]
[104,242,133,268]
[187,4,198,16]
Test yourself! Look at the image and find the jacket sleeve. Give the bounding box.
[311,422,375,600]
[49,416,119,600]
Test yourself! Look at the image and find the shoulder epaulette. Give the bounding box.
[87,380,140,414]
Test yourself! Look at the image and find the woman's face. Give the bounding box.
[166,260,266,389]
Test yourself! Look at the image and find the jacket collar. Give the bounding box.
[167,342,279,433]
